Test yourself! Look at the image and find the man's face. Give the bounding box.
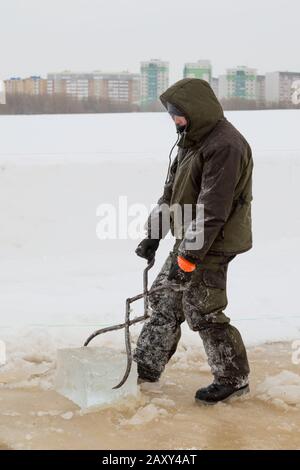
[172,115,188,127]
[171,114,188,133]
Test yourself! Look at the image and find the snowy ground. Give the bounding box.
[0,110,300,449]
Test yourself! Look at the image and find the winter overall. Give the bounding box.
[133,250,250,386]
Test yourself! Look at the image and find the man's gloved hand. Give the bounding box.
[168,254,198,283]
[135,238,160,261]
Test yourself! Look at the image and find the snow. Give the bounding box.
[257,370,300,407]
[60,411,74,420]
[0,110,299,376]
[120,403,169,426]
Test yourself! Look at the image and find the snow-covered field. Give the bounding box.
[0,110,299,347]
[0,110,300,449]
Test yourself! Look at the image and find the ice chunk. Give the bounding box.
[55,347,138,410]
[257,370,300,406]
[121,404,168,426]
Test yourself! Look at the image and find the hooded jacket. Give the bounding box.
[146,78,253,262]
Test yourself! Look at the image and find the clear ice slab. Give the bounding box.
[55,347,138,410]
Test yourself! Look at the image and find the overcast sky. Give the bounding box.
[1,0,299,83]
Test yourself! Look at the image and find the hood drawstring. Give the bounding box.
[181,128,187,150]
[164,128,187,184]
[164,132,181,184]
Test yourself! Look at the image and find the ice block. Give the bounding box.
[55,347,138,409]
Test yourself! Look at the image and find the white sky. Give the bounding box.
[1,0,299,84]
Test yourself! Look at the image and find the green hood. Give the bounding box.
[160,78,224,148]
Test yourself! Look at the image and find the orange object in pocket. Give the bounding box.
[177,255,196,272]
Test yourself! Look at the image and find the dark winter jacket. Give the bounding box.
[147,78,253,262]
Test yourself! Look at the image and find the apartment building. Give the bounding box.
[265,71,300,105]
[0,80,5,104]
[5,76,47,95]
[140,59,169,106]
[183,60,212,84]
[47,71,140,104]
[256,75,266,106]
[219,66,257,101]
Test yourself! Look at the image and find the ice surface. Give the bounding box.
[257,370,300,406]
[55,347,138,410]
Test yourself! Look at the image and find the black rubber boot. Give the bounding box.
[195,381,250,405]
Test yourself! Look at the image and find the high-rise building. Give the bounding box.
[4,77,23,94]
[91,72,140,105]
[211,77,219,98]
[5,76,47,95]
[265,71,300,105]
[255,75,266,106]
[219,66,257,101]
[47,72,91,99]
[140,59,169,106]
[183,60,212,84]
[47,71,140,104]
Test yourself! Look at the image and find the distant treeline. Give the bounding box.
[0,93,299,114]
[0,94,141,114]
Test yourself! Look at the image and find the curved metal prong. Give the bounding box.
[112,298,132,389]
[113,258,155,389]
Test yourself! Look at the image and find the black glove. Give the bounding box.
[135,238,160,261]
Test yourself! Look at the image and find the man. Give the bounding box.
[133,78,253,405]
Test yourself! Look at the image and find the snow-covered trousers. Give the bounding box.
[133,251,250,386]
